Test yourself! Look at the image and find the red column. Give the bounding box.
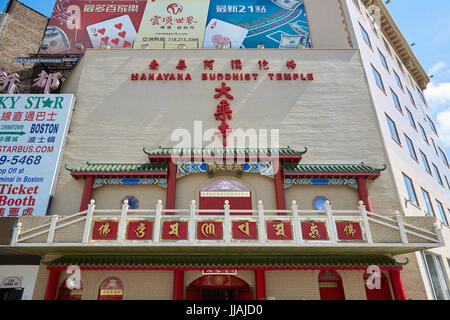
[254,269,267,300]
[357,176,373,212]
[389,269,407,300]
[166,160,177,215]
[44,268,61,300]
[172,270,184,300]
[273,159,286,214]
[79,176,94,212]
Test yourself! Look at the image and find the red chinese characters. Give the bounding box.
[176,59,187,70]
[266,220,293,240]
[161,220,188,240]
[92,220,119,240]
[232,220,258,240]
[197,221,223,240]
[301,221,328,240]
[335,221,363,240]
[126,220,153,240]
[213,82,234,146]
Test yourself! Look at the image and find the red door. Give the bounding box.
[199,179,252,215]
[318,270,345,300]
[363,271,393,300]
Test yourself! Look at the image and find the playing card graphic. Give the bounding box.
[203,18,248,49]
[87,15,137,48]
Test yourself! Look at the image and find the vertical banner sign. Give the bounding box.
[43,0,148,54]
[134,0,211,49]
[204,0,311,48]
[0,95,75,217]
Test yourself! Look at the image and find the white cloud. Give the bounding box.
[437,111,450,149]
[425,81,450,110]
[429,61,446,74]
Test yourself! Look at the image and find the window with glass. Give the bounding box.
[418,89,427,106]
[436,200,448,226]
[386,114,400,144]
[396,57,404,73]
[405,108,416,129]
[393,70,403,90]
[420,150,432,174]
[391,89,402,112]
[446,176,450,190]
[421,252,450,300]
[438,147,449,167]
[419,123,428,143]
[382,37,391,56]
[121,196,138,209]
[421,188,435,216]
[431,138,439,155]
[378,49,388,70]
[432,163,443,186]
[359,23,372,48]
[372,65,385,91]
[427,116,438,135]
[407,88,416,107]
[402,173,418,207]
[404,134,417,160]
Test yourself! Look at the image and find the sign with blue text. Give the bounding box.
[0,95,75,216]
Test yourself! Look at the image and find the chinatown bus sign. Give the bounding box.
[0,95,75,216]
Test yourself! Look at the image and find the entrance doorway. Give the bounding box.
[199,180,252,215]
[0,288,24,300]
[185,275,253,300]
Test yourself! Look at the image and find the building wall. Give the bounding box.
[343,0,450,299]
[0,265,39,300]
[55,48,400,216]
[0,0,48,74]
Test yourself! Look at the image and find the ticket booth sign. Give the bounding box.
[266,220,293,240]
[301,221,329,241]
[126,220,153,241]
[231,220,258,240]
[91,220,119,240]
[335,221,363,241]
[161,220,188,240]
[197,220,223,240]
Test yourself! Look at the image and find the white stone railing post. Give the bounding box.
[224,200,231,243]
[257,200,266,244]
[433,221,444,246]
[291,200,303,244]
[11,222,22,245]
[82,199,95,244]
[46,215,58,244]
[118,200,129,244]
[189,200,196,244]
[359,200,373,244]
[325,200,337,244]
[154,200,162,244]
[394,210,408,244]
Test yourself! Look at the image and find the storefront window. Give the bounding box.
[421,252,450,300]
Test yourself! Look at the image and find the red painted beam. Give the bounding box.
[357,176,374,212]
[389,270,407,300]
[44,268,61,300]
[173,270,184,300]
[254,269,267,300]
[147,155,303,163]
[273,159,286,213]
[79,176,94,212]
[165,160,177,215]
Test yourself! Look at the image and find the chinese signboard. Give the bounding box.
[0,94,75,216]
[43,0,311,52]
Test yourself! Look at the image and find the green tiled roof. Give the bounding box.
[44,255,402,270]
[65,162,168,173]
[144,146,307,157]
[283,163,387,174]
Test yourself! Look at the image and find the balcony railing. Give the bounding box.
[8,199,444,255]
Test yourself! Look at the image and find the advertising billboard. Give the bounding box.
[42,0,148,54]
[43,0,311,51]
[0,95,75,216]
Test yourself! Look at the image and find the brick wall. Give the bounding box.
[0,1,48,74]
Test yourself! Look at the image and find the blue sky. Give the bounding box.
[1,0,449,156]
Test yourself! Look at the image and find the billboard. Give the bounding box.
[0,95,75,216]
[42,0,148,54]
[43,0,311,51]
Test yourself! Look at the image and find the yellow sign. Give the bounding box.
[169,222,181,238]
[98,222,111,236]
[273,222,287,238]
[237,221,251,237]
[201,222,216,238]
[344,223,356,237]
[100,289,123,296]
[134,222,147,238]
[134,0,211,49]
[309,223,321,239]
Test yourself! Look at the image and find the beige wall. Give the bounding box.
[54,48,400,216]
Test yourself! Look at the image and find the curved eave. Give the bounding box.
[283,171,381,179]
